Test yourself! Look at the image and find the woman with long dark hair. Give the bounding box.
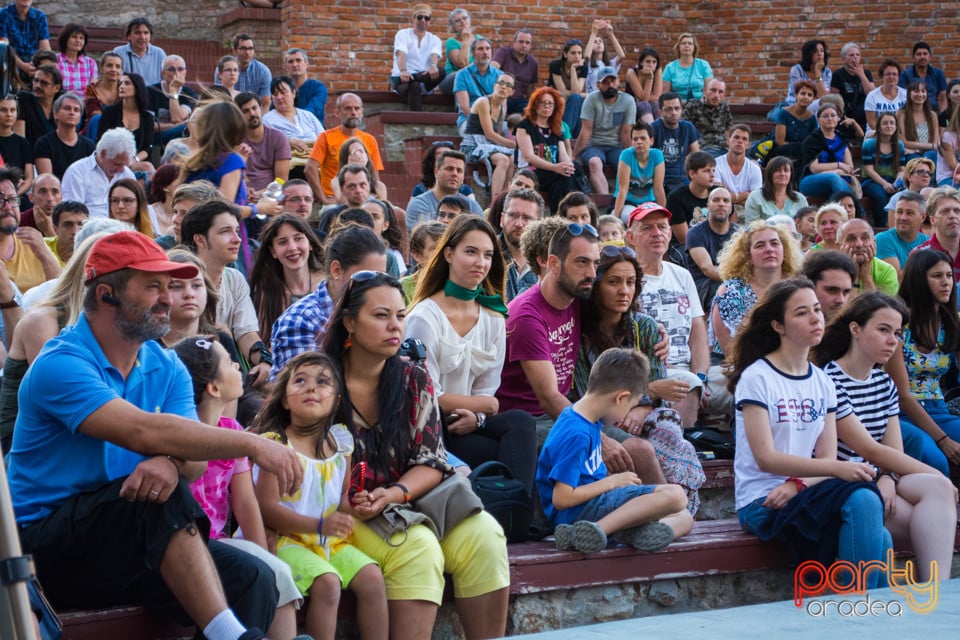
[573,245,706,512]
[884,246,960,475]
[861,112,905,226]
[811,291,958,583]
[405,216,536,496]
[785,39,831,107]
[249,214,324,345]
[546,39,587,137]
[726,277,891,583]
[97,72,155,165]
[515,86,577,212]
[743,156,809,223]
[898,80,939,163]
[625,47,662,123]
[108,178,156,236]
[323,271,509,640]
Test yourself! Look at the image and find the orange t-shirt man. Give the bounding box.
[308,127,384,198]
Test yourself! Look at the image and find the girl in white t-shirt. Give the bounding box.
[811,291,958,583]
[726,277,892,587]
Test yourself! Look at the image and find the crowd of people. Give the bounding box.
[1,3,959,640]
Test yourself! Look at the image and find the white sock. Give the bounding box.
[203,609,247,640]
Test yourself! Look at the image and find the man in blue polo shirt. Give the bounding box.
[7,231,302,640]
[899,41,947,113]
[454,37,501,133]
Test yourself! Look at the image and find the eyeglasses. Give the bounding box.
[110,197,137,206]
[415,14,431,21]
[537,100,555,108]
[912,170,932,177]
[236,46,254,52]
[0,195,20,208]
[164,66,186,72]
[285,196,314,204]
[562,222,598,239]
[496,80,515,89]
[600,245,636,259]
[431,140,454,148]
[503,210,537,223]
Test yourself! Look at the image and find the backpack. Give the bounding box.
[684,426,735,460]
[468,461,531,543]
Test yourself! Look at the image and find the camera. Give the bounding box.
[399,338,426,363]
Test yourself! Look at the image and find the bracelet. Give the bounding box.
[786,477,807,492]
[935,433,949,444]
[249,203,258,217]
[475,411,487,430]
[165,455,182,476]
[392,482,411,503]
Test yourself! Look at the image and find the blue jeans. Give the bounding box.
[899,397,958,476]
[578,484,656,522]
[562,93,584,139]
[860,178,892,227]
[799,173,852,199]
[738,489,892,589]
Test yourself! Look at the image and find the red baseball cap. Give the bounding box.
[84,231,200,284]
[627,202,672,226]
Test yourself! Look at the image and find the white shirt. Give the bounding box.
[640,262,704,368]
[714,154,762,196]
[261,108,324,142]
[391,28,442,76]
[864,87,907,135]
[61,155,136,219]
[404,297,505,397]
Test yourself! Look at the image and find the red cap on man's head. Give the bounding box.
[627,202,672,226]
[84,231,200,284]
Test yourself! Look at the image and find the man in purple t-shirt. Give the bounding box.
[497,223,663,479]
[235,91,290,195]
[491,30,538,114]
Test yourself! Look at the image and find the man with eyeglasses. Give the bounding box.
[876,190,929,280]
[499,188,542,301]
[436,194,469,225]
[453,36,501,133]
[492,30,538,114]
[0,166,61,292]
[61,128,137,219]
[147,55,198,144]
[217,33,272,112]
[306,92,383,205]
[281,180,314,220]
[914,186,960,285]
[235,91,290,201]
[626,202,708,429]
[390,4,444,111]
[111,17,166,86]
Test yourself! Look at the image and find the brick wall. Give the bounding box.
[281,1,960,104]
[43,1,239,42]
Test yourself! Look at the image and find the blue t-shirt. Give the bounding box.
[775,108,818,144]
[614,146,664,206]
[861,138,906,181]
[7,314,198,525]
[651,119,700,189]
[662,58,713,101]
[875,227,929,269]
[536,405,606,526]
[453,64,502,126]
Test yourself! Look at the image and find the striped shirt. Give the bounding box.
[824,361,900,461]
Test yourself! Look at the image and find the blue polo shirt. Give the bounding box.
[453,63,502,127]
[7,314,197,525]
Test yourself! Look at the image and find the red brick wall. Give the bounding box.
[282,1,960,104]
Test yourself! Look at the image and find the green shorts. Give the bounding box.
[278,542,377,595]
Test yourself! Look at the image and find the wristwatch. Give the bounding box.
[0,295,18,309]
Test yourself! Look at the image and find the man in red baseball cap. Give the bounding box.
[8,230,303,640]
[626,202,710,429]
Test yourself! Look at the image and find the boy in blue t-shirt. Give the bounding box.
[536,348,695,554]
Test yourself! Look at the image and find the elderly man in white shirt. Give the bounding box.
[61,128,136,219]
[389,3,444,111]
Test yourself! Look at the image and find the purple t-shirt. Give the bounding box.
[244,125,291,192]
[496,283,579,415]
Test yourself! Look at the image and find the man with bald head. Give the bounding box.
[685,186,738,309]
[19,173,61,236]
[838,217,899,296]
[305,92,383,204]
[147,54,199,143]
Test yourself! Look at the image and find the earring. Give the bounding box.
[343,333,353,349]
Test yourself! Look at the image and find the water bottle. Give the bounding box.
[257,178,285,219]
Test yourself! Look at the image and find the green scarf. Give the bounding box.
[444,280,508,316]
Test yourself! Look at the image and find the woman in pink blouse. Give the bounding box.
[55,24,98,96]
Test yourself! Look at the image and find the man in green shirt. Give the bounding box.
[838,218,899,296]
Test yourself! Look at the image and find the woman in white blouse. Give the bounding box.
[261,75,324,158]
[404,216,537,496]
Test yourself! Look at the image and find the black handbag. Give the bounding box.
[468,461,531,543]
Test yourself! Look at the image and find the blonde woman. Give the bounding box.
[810,203,848,252]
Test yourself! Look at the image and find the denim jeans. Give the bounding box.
[899,397,958,476]
[738,488,892,589]
[799,172,852,199]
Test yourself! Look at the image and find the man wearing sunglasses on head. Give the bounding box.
[390,4,445,112]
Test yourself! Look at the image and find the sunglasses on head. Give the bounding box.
[600,244,636,259]
[563,222,599,239]
[431,140,454,148]
[566,39,583,47]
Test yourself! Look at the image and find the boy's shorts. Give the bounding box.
[578,484,657,522]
